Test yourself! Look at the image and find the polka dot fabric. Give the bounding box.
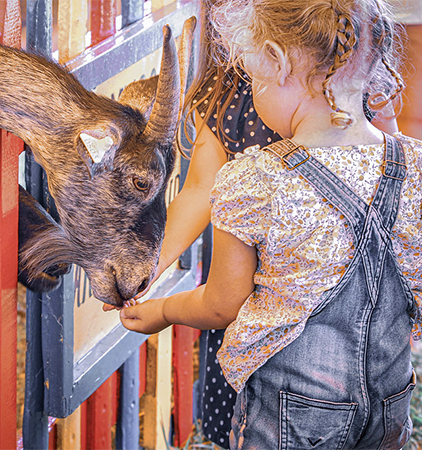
[210,133,422,393]
[194,74,280,155]
[201,329,236,447]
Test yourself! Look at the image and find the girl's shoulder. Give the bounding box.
[215,144,287,189]
[211,145,278,246]
[394,132,422,168]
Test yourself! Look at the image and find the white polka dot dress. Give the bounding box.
[195,73,280,449]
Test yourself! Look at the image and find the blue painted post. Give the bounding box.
[121,0,144,28]
[115,349,140,449]
[23,1,53,449]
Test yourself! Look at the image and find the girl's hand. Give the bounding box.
[119,297,171,334]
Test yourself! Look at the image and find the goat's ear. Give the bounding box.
[118,76,158,120]
[77,129,118,178]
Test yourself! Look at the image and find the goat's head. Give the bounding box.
[19,18,196,307]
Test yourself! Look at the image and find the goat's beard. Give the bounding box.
[19,226,81,279]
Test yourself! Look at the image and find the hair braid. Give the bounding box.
[322,13,358,129]
[367,11,404,110]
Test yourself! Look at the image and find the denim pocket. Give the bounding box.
[279,392,358,450]
[378,370,416,450]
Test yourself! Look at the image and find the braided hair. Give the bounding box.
[322,12,358,128]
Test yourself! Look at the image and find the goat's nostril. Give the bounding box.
[138,278,150,294]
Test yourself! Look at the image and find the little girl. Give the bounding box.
[120,0,422,447]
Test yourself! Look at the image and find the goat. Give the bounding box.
[4,17,196,307]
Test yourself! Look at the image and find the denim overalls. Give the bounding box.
[230,135,417,450]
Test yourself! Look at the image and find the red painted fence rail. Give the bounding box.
[0,1,23,449]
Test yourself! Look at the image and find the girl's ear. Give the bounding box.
[264,40,291,86]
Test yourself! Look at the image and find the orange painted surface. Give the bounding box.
[91,0,117,47]
[0,1,22,448]
[172,325,194,447]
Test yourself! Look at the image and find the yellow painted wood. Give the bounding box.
[156,326,173,449]
[58,0,88,63]
[151,0,174,12]
[56,407,81,450]
[142,326,173,449]
[142,334,158,450]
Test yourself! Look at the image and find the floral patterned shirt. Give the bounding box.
[210,133,422,393]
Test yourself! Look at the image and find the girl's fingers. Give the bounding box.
[119,298,169,334]
[120,317,142,332]
[120,304,139,319]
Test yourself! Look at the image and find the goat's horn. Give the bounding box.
[144,17,197,143]
[177,16,196,127]
[144,25,180,143]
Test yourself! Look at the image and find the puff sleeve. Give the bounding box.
[210,148,275,246]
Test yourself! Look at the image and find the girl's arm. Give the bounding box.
[120,228,257,333]
[155,116,228,277]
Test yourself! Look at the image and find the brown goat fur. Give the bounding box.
[8,18,196,307]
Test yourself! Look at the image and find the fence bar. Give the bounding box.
[91,0,117,47]
[57,0,88,64]
[140,342,147,397]
[26,0,52,56]
[121,0,144,28]
[142,335,159,450]
[56,408,81,450]
[80,401,87,449]
[85,376,114,449]
[115,349,140,450]
[111,371,120,429]
[0,2,21,446]
[23,1,53,449]
[173,325,194,447]
[0,138,20,446]
[0,114,20,449]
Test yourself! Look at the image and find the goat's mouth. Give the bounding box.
[88,268,155,309]
[91,279,148,310]
[85,272,125,308]
[19,227,159,308]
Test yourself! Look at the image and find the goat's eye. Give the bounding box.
[133,176,149,191]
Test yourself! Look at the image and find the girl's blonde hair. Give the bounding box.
[210,0,404,129]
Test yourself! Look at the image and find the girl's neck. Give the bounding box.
[288,90,385,149]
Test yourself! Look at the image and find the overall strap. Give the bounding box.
[370,133,407,232]
[265,135,407,238]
